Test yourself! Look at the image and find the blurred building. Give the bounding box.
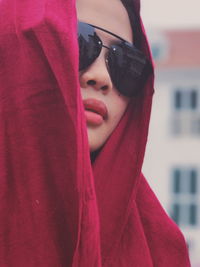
[143,29,200,266]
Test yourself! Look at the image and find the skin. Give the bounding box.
[76,0,133,152]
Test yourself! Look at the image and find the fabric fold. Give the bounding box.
[0,0,190,266]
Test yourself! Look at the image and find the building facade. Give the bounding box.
[143,29,200,266]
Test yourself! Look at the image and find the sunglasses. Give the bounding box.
[78,21,153,97]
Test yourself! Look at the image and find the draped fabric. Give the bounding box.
[0,0,190,266]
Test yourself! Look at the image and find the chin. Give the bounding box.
[87,129,104,152]
[89,139,101,152]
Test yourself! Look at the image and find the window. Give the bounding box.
[173,169,181,193]
[172,203,180,224]
[190,90,198,110]
[174,90,182,110]
[171,88,200,135]
[149,32,168,62]
[151,44,162,61]
[173,88,199,111]
[170,167,199,227]
[190,169,197,194]
[189,204,197,225]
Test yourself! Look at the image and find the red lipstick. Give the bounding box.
[83,98,108,126]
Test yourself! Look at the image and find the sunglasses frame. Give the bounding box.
[78,21,153,97]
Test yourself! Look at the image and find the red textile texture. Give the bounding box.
[0,0,191,266]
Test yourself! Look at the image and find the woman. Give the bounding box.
[0,0,190,266]
[77,0,133,154]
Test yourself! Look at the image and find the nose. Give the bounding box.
[79,51,113,94]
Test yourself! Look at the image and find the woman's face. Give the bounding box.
[76,0,133,152]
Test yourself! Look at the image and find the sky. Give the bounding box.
[141,0,200,29]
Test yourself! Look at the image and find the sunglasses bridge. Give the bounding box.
[96,41,117,65]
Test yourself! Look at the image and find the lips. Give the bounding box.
[83,98,108,120]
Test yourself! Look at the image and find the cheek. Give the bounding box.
[109,97,130,125]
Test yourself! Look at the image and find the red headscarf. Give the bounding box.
[0,0,191,266]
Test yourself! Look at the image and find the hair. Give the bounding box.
[120,0,143,48]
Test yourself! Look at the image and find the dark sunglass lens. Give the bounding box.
[108,43,152,97]
[107,44,127,94]
[78,22,102,71]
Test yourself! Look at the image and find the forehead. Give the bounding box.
[76,0,133,43]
